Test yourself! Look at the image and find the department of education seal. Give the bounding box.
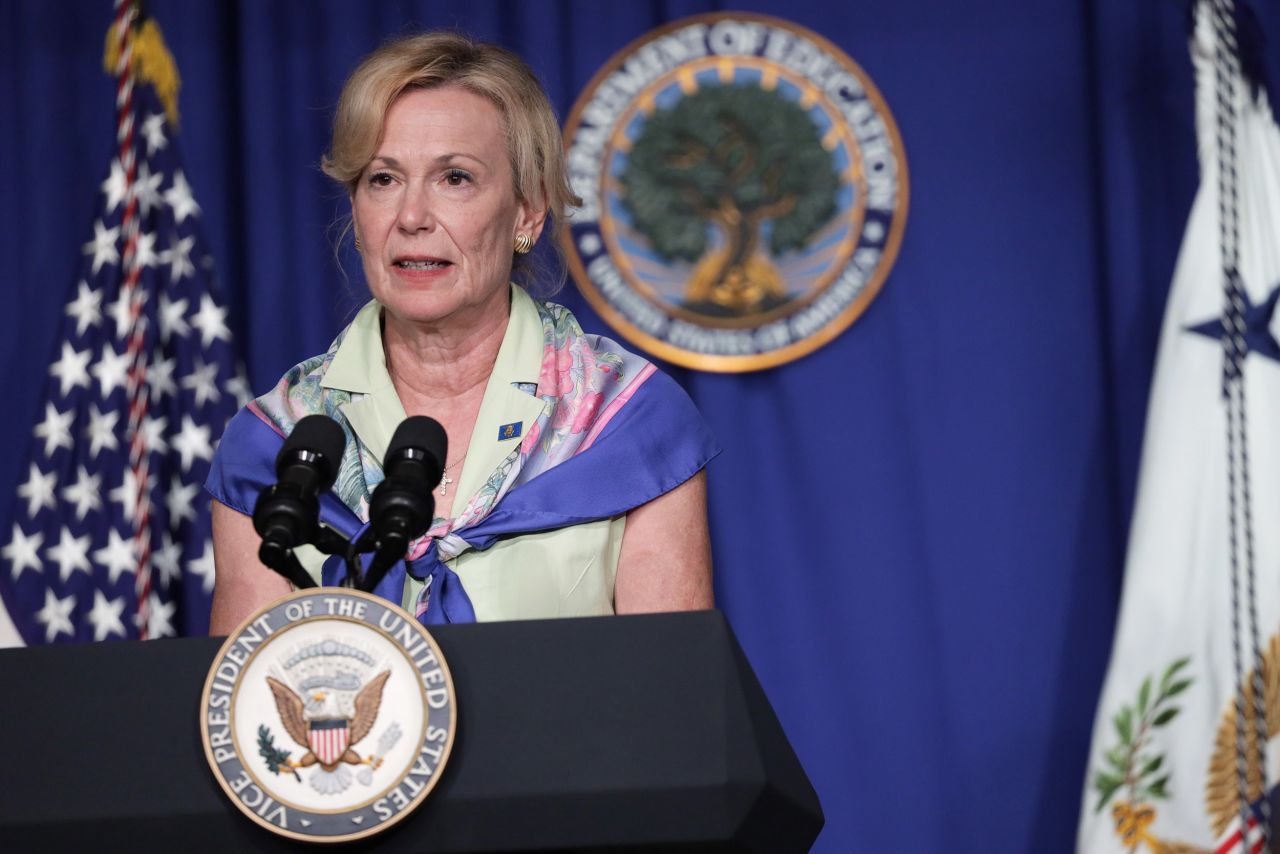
[199,589,456,842]
[563,12,909,372]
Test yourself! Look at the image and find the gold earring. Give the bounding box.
[513,233,533,254]
[354,235,363,251]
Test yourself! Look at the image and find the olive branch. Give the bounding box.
[1093,657,1192,812]
[257,725,300,781]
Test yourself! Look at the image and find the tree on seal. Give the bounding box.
[620,84,838,316]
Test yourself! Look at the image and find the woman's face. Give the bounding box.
[353,85,542,329]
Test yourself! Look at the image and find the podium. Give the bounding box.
[0,611,822,851]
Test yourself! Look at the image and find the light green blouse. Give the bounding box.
[293,286,625,620]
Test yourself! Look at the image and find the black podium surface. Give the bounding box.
[0,610,821,852]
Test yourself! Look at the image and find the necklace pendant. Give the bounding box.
[438,472,453,497]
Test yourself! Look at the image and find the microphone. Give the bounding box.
[360,416,447,592]
[253,414,346,577]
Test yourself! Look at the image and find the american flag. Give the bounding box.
[0,6,245,643]
[1215,803,1267,854]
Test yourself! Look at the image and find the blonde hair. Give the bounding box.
[322,31,580,292]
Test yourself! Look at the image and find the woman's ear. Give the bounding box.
[516,191,548,246]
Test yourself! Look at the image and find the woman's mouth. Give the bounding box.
[394,258,451,270]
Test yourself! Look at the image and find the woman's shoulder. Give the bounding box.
[250,304,375,433]
[208,307,373,514]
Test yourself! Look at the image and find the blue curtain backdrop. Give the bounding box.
[5,0,1279,850]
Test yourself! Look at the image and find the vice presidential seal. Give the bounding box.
[563,13,908,372]
[200,589,456,842]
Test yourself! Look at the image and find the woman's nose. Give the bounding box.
[396,185,435,233]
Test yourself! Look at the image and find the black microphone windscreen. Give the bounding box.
[280,415,346,482]
[386,416,448,471]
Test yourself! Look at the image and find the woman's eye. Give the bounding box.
[444,168,472,187]
[367,171,394,188]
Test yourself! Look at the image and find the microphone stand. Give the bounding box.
[258,522,407,594]
[257,543,319,590]
[358,533,410,596]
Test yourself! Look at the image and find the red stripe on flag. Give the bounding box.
[1215,814,1266,854]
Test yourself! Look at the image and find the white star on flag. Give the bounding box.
[100,159,128,214]
[145,592,176,638]
[109,469,155,525]
[16,464,56,517]
[105,288,135,340]
[157,293,189,343]
[166,476,199,528]
[190,294,230,347]
[140,413,168,456]
[48,527,92,583]
[141,112,167,156]
[83,219,119,274]
[65,281,103,335]
[171,414,213,472]
[182,357,222,408]
[226,373,253,408]
[147,354,177,402]
[33,403,73,457]
[87,591,127,642]
[151,533,182,589]
[3,526,43,581]
[134,230,160,269]
[34,589,75,642]
[188,540,215,595]
[48,342,91,398]
[91,343,131,399]
[165,233,195,281]
[84,406,121,460]
[134,161,164,217]
[164,171,200,223]
[93,529,138,586]
[60,466,103,521]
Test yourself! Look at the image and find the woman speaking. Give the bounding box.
[206,32,718,633]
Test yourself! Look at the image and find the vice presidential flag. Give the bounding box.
[1077,2,1280,851]
[0,6,245,645]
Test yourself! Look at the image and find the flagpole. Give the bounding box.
[110,0,155,639]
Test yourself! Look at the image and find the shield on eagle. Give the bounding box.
[308,718,350,766]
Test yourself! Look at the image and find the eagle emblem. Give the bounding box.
[202,589,457,841]
[259,638,399,794]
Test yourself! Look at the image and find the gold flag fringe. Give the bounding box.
[103,16,181,128]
